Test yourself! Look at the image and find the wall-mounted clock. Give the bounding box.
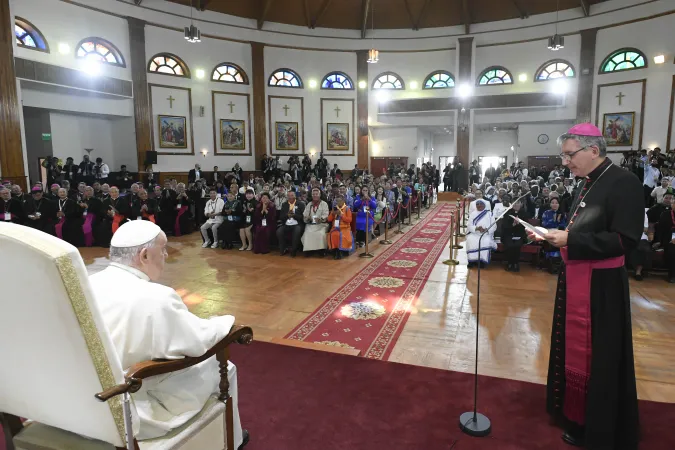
[537,134,549,144]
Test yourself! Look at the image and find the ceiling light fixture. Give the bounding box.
[184,0,201,43]
[196,69,205,79]
[359,80,367,89]
[458,83,472,98]
[654,54,665,64]
[58,42,70,55]
[367,1,379,63]
[410,81,419,89]
[309,79,318,88]
[518,73,527,82]
[547,0,564,51]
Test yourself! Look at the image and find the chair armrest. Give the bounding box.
[95,325,253,401]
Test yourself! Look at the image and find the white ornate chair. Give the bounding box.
[0,223,252,450]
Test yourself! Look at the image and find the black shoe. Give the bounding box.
[635,273,643,281]
[505,264,513,272]
[561,430,584,447]
[669,278,675,284]
[238,429,250,449]
[291,251,297,258]
[514,264,520,272]
[281,249,289,256]
[334,251,339,260]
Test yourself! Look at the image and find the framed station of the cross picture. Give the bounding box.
[220,119,246,150]
[327,123,349,151]
[275,121,300,151]
[158,115,188,149]
[602,112,635,146]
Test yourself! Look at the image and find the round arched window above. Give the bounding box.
[535,59,576,81]
[268,69,303,88]
[423,71,455,89]
[212,63,248,84]
[372,72,405,90]
[600,48,647,74]
[148,53,191,78]
[15,17,49,52]
[477,66,513,86]
[76,37,125,67]
[321,72,354,89]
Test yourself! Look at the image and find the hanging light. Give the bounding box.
[547,0,564,51]
[184,0,201,43]
[367,1,378,63]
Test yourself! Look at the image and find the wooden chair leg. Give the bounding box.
[216,348,235,450]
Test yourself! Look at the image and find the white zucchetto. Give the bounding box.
[110,220,162,248]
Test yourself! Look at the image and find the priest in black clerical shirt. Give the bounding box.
[528,123,642,449]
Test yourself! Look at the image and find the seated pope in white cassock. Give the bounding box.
[466,200,497,267]
[88,220,248,448]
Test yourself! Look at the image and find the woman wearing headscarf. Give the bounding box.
[466,200,496,268]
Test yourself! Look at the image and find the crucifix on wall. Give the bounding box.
[616,92,625,106]
[282,104,290,116]
[167,95,175,108]
[228,101,235,113]
[334,106,341,118]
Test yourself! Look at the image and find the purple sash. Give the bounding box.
[82,213,96,247]
[174,205,189,236]
[55,217,65,239]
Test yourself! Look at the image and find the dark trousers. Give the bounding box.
[643,185,653,208]
[629,240,652,272]
[666,243,675,278]
[277,224,303,253]
[503,238,523,265]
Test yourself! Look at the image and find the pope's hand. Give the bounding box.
[544,229,568,248]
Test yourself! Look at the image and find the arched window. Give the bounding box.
[212,63,248,84]
[268,68,303,88]
[600,48,647,74]
[535,59,576,81]
[321,71,354,89]
[372,72,405,90]
[76,37,125,67]
[477,66,513,86]
[148,53,191,78]
[15,17,49,52]
[423,71,455,89]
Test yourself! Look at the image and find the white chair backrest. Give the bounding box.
[0,223,129,447]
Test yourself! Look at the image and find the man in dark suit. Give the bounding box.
[188,164,202,184]
[276,190,306,257]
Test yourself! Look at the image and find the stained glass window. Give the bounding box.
[600,48,647,73]
[148,53,190,78]
[76,37,125,67]
[372,72,404,89]
[423,71,455,89]
[535,60,575,81]
[321,71,354,89]
[212,63,248,84]
[268,69,303,88]
[477,66,513,86]
[15,18,48,52]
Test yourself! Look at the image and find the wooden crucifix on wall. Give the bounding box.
[334,106,341,118]
[282,104,290,116]
[228,101,235,113]
[616,92,625,106]
[167,95,175,108]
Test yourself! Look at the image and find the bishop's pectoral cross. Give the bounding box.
[283,104,290,116]
[334,106,341,118]
[616,92,625,106]
[228,101,235,114]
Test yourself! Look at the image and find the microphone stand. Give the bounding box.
[459,193,529,438]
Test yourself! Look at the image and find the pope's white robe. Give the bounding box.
[466,209,497,264]
[301,200,329,251]
[90,263,243,445]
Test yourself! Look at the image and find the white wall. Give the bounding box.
[50,113,136,171]
[472,129,518,164]
[516,122,574,162]
[433,134,456,164]
[20,88,134,117]
[371,127,418,160]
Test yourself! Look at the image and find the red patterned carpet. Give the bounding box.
[285,203,455,359]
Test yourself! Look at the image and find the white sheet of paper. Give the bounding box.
[509,215,549,238]
[262,218,267,227]
[4,213,11,221]
[334,219,340,227]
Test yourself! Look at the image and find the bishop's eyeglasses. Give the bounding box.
[559,146,590,161]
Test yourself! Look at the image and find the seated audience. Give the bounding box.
[239,188,257,251]
[327,195,354,259]
[501,200,528,272]
[135,189,157,223]
[653,189,675,283]
[354,186,377,247]
[301,187,329,256]
[629,210,652,281]
[55,187,84,247]
[253,192,276,254]
[23,186,56,235]
[1,185,24,224]
[541,197,567,273]
[81,186,103,247]
[466,200,496,268]
[200,188,225,249]
[174,183,193,237]
[277,190,305,257]
[220,192,241,249]
[97,186,130,247]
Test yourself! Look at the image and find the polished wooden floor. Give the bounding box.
[81,203,675,403]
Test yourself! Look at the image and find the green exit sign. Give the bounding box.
[42,133,51,141]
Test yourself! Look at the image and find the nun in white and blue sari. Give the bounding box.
[466,200,497,267]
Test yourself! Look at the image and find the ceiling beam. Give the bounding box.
[360,0,371,38]
[416,0,433,30]
[303,0,311,28]
[461,0,471,35]
[257,0,274,30]
[511,0,528,19]
[403,0,418,30]
[579,0,590,16]
[311,0,334,29]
